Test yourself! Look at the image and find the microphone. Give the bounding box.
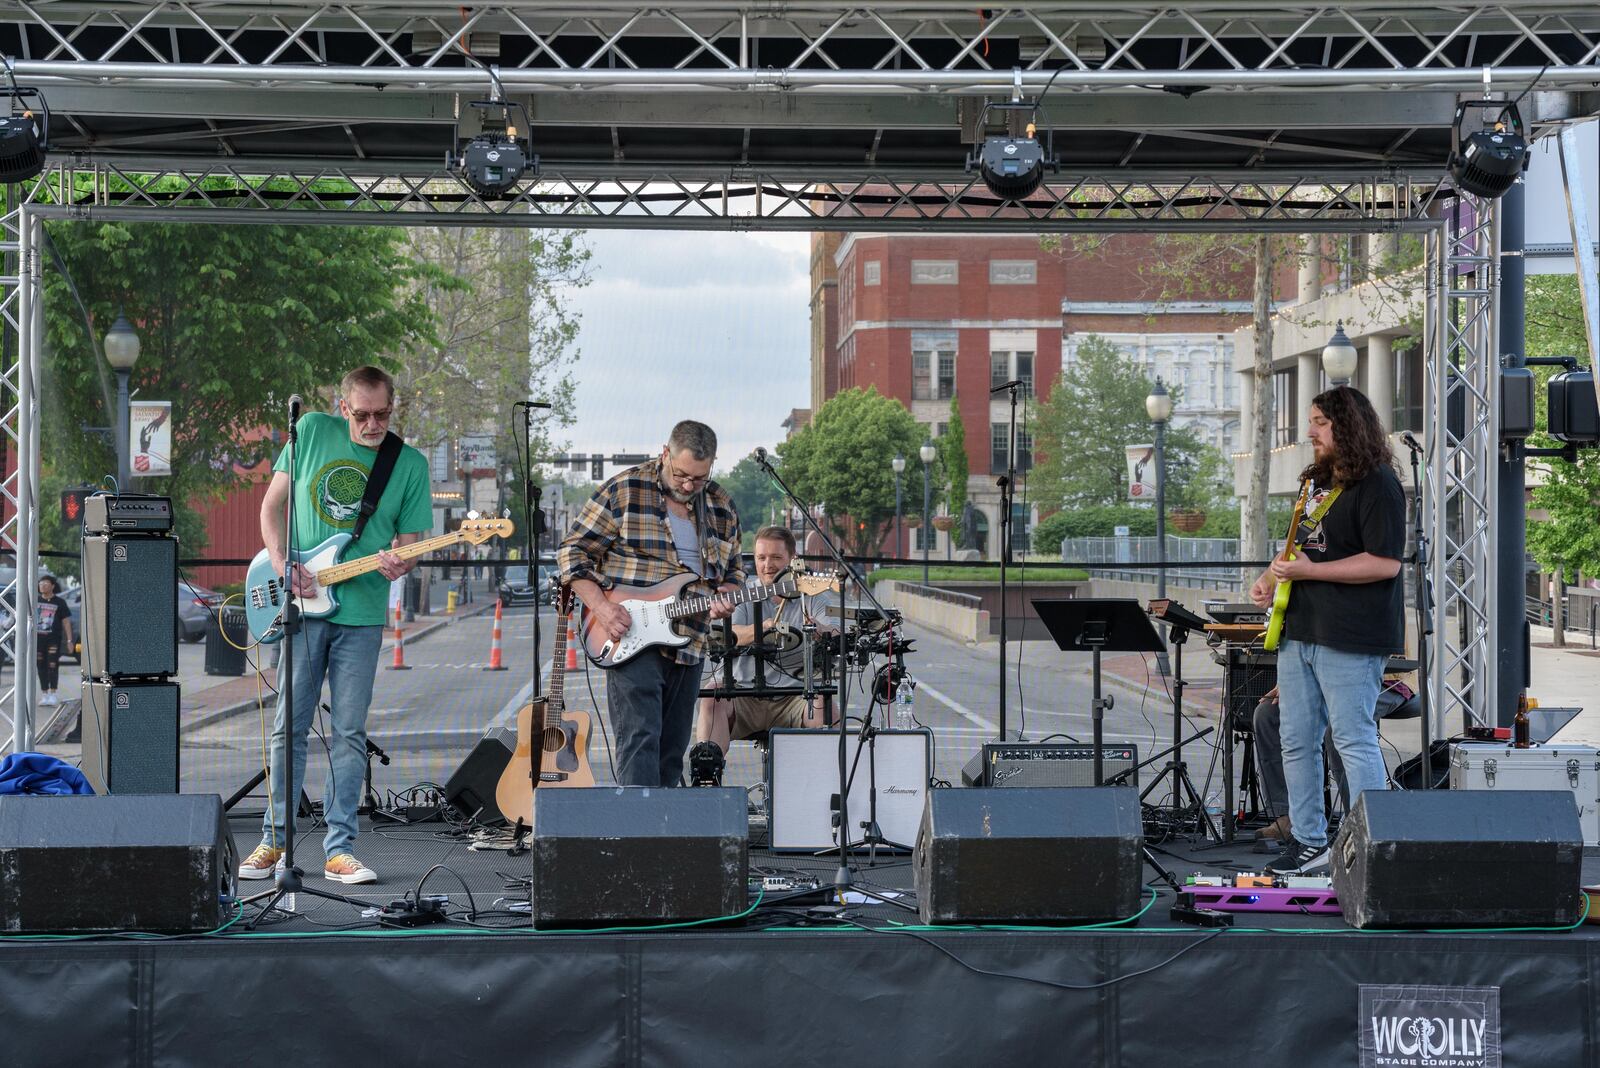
[1401,432,1423,454]
[990,379,1023,394]
[755,446,768,465]
[515,400,553,409]
[287,394,303,418]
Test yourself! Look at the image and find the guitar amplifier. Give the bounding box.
[766,728,931,852]
[82,492,174,535]
[82,533,178,678]
[974,743,1139,789]
[81,680,180,794]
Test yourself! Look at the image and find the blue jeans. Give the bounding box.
[260,619,383,860]
[1276,639,1390,848]
[606,650,703,787]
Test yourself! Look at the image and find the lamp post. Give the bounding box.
[1146,378,1173,675]
[1323,320,1359,386]
[892,453,906,562]
[919,439,936,584]
[103,311,142,491]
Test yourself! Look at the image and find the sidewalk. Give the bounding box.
[1530,624,1598,745]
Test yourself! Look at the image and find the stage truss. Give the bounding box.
[4,0,1599,749]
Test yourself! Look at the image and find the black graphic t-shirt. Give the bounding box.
[1281,465,1407,655]
[34,595,70,644]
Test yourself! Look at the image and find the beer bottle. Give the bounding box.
[1513,691,1531,749]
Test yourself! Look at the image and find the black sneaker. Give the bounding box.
[1265,836,1329,875]
[688,741,725,787]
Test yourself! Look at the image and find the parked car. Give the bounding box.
[496,561,556,607]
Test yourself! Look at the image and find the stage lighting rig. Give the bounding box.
[1447,100,1529,200]
[965,101,1059,202]
[448,98,536,199]
[0,58,48,184]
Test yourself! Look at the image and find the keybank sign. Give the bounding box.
[1359,986,1500,1068]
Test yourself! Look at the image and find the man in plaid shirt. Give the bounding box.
[558,420,745,786]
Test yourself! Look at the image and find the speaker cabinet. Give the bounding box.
[1332,790,1585,929]
[443,733,513,824]
[530,787,747,928]
[81,680,179,795]
[0,794,234,932]
[82,533,178,677]
[766,728,931,852]
[915,787,1144,924]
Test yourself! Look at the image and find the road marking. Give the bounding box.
[914,681,997,733]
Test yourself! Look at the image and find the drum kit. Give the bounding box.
[704,605,904,687]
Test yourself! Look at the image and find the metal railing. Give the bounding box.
[1526,591,1600,649]
[1062,536,1246,592]
[891,582,983,609]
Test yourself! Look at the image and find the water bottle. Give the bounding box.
[894,677,915,730]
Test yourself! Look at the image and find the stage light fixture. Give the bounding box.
[965,104,1058,202]
[1447,100,1529,200]
[448,98,536,199]
[0,59,48,184]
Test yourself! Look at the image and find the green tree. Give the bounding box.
[1524,274,1600,577]
[776,387,937,557]
[1031,334,1218,511]
[939,393,969,525]
[719,450,784,543]
[39,220,437,555]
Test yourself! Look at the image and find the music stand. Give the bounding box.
[1032,599,1164,787]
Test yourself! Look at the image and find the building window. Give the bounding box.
[989,260,1037,285]
[1010,503,1032,552]
[990,350,1035,396]
[911,260,959,285]
[1396,344,1424,433]
[1273,371,1296,447]
[990,424,1033,474]
[864,260,881,286]
[912,330,957,400]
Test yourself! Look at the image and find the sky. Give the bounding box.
[555,228,812,477]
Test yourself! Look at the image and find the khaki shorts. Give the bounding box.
[729,694,810,739]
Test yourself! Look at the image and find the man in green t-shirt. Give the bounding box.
[239,365,433,886]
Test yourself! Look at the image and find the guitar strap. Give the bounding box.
[351,430,404,543]
[1291,485,1343,550]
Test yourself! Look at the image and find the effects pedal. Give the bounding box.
[1170,903,1234,928]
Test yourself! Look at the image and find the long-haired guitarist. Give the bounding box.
[238,366,432,887]
[1248,385,1406,875]
[556,420,744,787]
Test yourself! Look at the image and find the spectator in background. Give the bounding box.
[34,575,72,706]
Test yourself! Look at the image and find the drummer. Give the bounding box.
[688,525,838,786]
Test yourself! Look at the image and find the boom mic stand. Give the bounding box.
[992,377,1023,743]
[1143,600,1220,840]
[752,448,914,913]
[246,396,366,926]
[1402,433,1436,788]
[837,653,915,866]
[516,401,552,695]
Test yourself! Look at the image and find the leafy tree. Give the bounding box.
[1031,334,1219,512]
[719,450,784,543]
[939,393,969,522]
[38,220,438,555]
[1524,274,1600,578]
[776,387,939,557]
[392,227,589,478]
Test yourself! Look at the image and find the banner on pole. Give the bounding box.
[130,401,172,476]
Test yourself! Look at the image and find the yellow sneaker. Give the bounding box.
[324,854,377,885]
[239,844,284,881]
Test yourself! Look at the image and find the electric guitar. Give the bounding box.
[1262,483,1310,651]
[243,517,514,644]
[578,570,842,669]
[496,584,594,827]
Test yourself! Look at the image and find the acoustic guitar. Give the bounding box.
[496,583,594,827]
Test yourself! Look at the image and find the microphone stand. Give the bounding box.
[992,379,1022,742]
[246,397,365,925]
[1403,435,1435,788]
[752,449,913,912]
[518,402,547,695]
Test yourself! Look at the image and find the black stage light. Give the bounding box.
[1448,100,1529,200]
[0,59,49,184]
[448,98,536,199]
[965,107,1058,202]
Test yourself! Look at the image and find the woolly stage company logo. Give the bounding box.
[1359,985,1499,1068]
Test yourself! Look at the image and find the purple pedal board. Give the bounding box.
[1179,886,1341,914]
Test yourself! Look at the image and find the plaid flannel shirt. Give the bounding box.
[557,457,745,664]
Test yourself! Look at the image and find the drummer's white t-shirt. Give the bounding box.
[729,591,839,686]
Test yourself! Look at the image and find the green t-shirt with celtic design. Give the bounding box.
[272,411,433,626]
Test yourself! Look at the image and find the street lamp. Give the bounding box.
[1323,320,1359,386]
[892,453,906,562]
[103,311,141,491]
[919,439,936,584]
[1146,378,1173,675]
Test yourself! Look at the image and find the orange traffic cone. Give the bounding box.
[483,598,507,671]
[565,612,580,672]
[387,602,411,670]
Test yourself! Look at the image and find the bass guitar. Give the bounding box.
[244,517,514,644]
[578,570,841,669]
[496,584,594,827]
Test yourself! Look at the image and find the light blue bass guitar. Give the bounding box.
[244,517,513,644]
